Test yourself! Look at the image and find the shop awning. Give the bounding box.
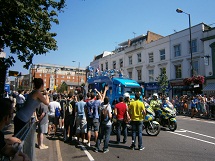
[202,83,215,91]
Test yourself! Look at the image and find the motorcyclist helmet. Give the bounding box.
[123,92,130,98]
[152,93,158,98]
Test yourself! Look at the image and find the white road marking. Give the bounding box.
[56,140,63,161]
[180,129,215,140]
[177,116,215,124]
[79,142,95,161]
[168,131,215,146]
[174,130,187,132]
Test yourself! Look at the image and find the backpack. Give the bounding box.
[55,107,61,117]
[66,101,73,115]
[86,100,94,118]
[100,104,109,124]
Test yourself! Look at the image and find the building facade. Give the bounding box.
[30,63,86,91]
[89,23,215,99]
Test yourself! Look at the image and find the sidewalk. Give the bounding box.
[3,124,90,161]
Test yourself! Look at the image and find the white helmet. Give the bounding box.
[153,93,158,97]
[123,92,130,98]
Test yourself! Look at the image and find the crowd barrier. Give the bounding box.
[0,117,36,161]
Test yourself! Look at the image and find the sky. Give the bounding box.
[5,0,215,75]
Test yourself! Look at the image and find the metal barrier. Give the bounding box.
[0,117,36,161]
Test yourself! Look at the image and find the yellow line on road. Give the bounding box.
[56,140,63,161]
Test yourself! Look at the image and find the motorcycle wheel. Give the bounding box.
[168,121,177,131]
[145,122,161,136]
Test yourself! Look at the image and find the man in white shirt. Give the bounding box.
[48,95,61,136]
[16,90,25,111]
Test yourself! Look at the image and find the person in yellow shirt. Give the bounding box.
[128,92,146,150]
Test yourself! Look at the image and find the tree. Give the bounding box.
[0,0,66,69]
[156,68,169,95]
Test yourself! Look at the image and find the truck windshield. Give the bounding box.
[124,87,142,95]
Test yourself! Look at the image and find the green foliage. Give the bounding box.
[0,0,66,69]
[156,68,169,94]
[57,83,68,93]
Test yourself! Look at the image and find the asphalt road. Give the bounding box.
[36,116,215,161]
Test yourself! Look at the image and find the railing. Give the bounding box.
[0,117,36,161]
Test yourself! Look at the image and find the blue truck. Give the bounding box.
[87,74,143,105]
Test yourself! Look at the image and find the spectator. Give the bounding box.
[14,78,49,135]
[75,94,87,143]
[114,96,128,144]
[64,94,77,142]
[95,96,112,153]
[86,92,101,147]
[0,98,23,157]
[48,95,61,136]
[16,90,25,111]
[129,92,146,151]
[35,92,49,149]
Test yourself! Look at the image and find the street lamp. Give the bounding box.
[176,8,193,77]
[72,61,80,86]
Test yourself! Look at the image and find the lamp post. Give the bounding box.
[176,8,193,77]
[72,61,80,86]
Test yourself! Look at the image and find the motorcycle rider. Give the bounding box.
[123,93,131,106]
[150,93,162,117]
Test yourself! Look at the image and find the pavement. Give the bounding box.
[3,123,90,161]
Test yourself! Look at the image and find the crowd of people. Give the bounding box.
[2,78,215,159]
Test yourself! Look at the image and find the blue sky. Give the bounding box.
[6,0,215,75]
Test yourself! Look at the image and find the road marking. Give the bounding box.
[174,130,187,132]
[79,142,95,161]
[168,131,215,146]
[180,129,215,140]
[177,116,215,124]
[56,140,63,161]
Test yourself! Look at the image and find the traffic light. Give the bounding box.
[9,70,19,76]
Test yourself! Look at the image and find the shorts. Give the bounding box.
[48,115,59,125]
[76,117,87,134]
[38,123,48,134]
[60,110,65,119]
[87,118,99,132]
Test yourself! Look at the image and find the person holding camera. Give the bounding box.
[14,78,50,135]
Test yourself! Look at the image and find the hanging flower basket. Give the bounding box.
[192,75,205,84]
[183,75,205,85]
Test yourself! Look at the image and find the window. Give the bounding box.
[137,69,142,80]
[193,61,199,75]
[191,39,197,53]
[101,64,103,71]
[128,71,132,79]
[148,52,154,63]
[113,61,116,69]
[128,56,132,65]
[175,64,182,78]
[119,59,123,68]
[160,49,165,60]
[148,70,154,82]
[137,53,141,63]
[105,62,108,70]
[61,75,64,78]
[174,44,181,57]
[44,74,46,77]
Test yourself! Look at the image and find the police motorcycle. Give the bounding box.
[127,101,161,136]
[156,98,177,132]
[142,101,161,136]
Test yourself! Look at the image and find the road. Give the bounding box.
[37,116,215,161]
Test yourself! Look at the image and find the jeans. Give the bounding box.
[116,119,127,143]
[96,124,112,151]
[131,121,143,148]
